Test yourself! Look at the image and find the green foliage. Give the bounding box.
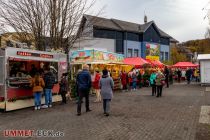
[170,47,188,64]
[163,60,173,65]
[182,39,210,54]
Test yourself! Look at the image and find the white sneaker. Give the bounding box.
[41,105,48,109]
[34,107,38,110]
[49,105,52,108]
[37,106,41,110]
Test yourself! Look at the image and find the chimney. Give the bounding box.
[144,15,147,23]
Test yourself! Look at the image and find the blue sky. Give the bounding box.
[90,0,210,42]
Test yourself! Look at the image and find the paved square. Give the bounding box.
[0,83,210,140]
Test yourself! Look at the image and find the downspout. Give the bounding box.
[126,32,127,57]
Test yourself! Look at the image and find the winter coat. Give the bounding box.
[121,72,127,86]
[186,69,192,78]
[155,73,165,86]
[99,76,114,99]
[30,77,45,93]
[93,73,101,89]
[59,77,68,92]
[76,69,91,90]
[150,73,157,85]
[164,68,169,78]
[132,73,137,82]
[44,72,55,89]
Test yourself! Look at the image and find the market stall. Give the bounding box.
[172,62,198,68]
[145,59,164,68]
[0,47,67,111]
[123,57,149,68]
[70,49,133,90]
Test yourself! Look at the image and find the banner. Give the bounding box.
[70,49,124,63]
[145,43,160,61]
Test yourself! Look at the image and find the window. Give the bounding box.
[93,29,115,39]
[160,51,164,61]
[126,32,139,41]
[116,31,123,40]
[161,37,169,45]
[128,49,133,57]
[165,52,169,61]
[116,40,123,54]
[134,49,139,57]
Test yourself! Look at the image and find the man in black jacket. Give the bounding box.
[164,66,169,88]
[186,68,192,84]
[76,64,92,116]
[43,66,55,108]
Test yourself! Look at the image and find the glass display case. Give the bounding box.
[7,77,31,89]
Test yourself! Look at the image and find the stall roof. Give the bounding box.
[172,62,198,68]
[197,54,210,60]
[146,59,164,67]
[123,57,149,67]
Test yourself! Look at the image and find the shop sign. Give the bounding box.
[71,50,124,63]
[145,43,160,61]
[17,51,54,58]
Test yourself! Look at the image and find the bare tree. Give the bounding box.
[0,0,49,50]
[0,0,102,50]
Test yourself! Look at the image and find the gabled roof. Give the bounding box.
[111,19,144,33]
[84,15,122,31]
[82,14,177,41]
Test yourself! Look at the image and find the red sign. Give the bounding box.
[17,51,32,56]
[17,51,53,58]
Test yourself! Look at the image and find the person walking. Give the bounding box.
[121,71,128,91]
[164,66,169,88]
[30,72,45,110]
[100,69,114,116]
[93,69,101,102]
[43,66,55,108]
[181,69,186,81]
[75,69,82,104]
[132,69,137,90]
[128,71,133,91]
[169,68,173,85]
[150,70,157,96]
[155,71,165,97]
[137,70,142,88]
[177,69,182,83]
[186,68,192,84]
[76,64,92,116]
[194,68,199,82]
[59,73,68,105]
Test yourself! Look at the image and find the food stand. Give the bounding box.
[70,49,133,89]
[0,47,67,111]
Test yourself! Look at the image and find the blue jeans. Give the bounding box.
[34,92,41,107]
[45,89,52,106]
[132,81,137,89]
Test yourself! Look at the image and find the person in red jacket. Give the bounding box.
[93,69,101,102]
[121,71,128,91]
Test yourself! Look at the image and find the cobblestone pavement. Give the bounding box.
[0,83,210,140]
